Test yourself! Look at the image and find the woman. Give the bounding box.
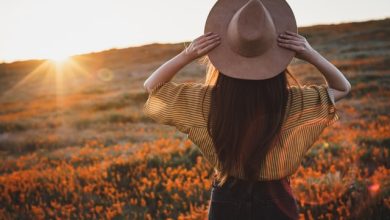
[143,0,351,219]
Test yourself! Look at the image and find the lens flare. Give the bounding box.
[97,68,113,82]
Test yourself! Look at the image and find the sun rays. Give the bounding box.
[0,57,93,103]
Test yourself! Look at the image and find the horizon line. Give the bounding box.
[1,17,388,64]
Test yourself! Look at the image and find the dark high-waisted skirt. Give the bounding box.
[208,176,299,220]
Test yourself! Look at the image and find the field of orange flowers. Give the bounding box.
[1,120,389,219]
[0,19,389,219]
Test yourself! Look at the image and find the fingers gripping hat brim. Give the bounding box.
[204,0,297,80]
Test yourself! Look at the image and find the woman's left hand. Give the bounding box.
[183,32,221,60]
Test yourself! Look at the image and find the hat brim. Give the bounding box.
[205,0,297,80]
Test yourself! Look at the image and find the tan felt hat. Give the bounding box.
[204,0,297,80]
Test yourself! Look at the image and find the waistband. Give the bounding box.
[212,176,293,200]
[213,175,290,186]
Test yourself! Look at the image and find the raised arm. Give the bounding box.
[143,32,221,94]
[277,31,351,102]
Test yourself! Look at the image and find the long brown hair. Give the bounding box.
[200,57,303,187]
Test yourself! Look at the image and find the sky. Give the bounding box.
[0,0,389,63]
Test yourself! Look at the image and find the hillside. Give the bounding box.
[0,18,389,219]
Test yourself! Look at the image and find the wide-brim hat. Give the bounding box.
[204,0,297,80]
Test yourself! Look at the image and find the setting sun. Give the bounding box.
[48,54,71,64]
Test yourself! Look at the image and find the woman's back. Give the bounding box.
[143,79,340,182]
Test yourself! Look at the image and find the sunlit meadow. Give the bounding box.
[0,19,389,219]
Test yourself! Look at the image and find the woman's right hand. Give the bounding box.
[277,31,318,63]
[278,30,352,101]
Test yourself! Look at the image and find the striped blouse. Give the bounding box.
[143,81,340,181]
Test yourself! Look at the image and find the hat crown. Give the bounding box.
[204,0,297,80]
[227,0,276,57]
